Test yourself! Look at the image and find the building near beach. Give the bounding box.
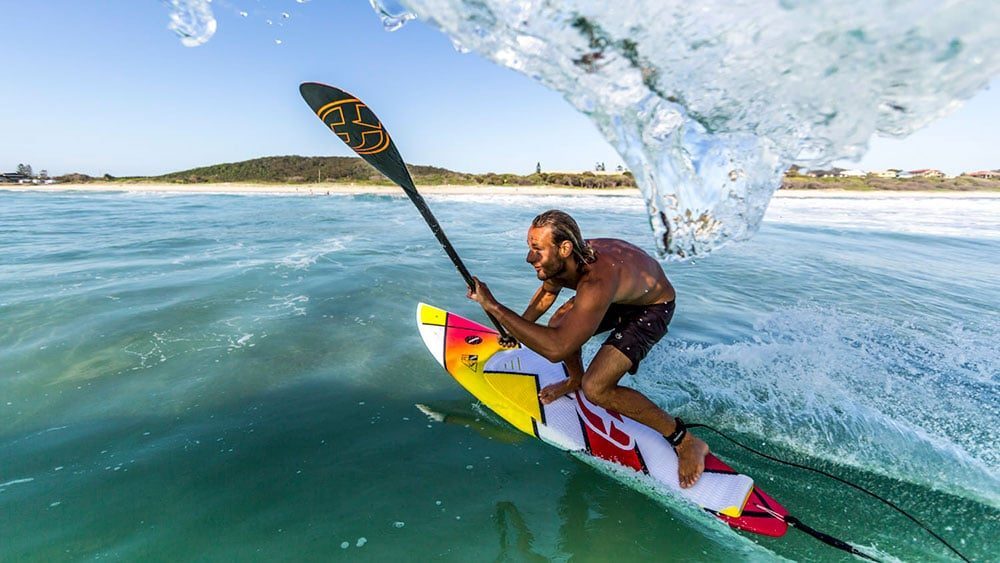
[963,170,998,179]
[1,172,30,183]
[908,169,946,178]
[871,169,902,178]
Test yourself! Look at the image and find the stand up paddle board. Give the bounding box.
[416,302,789,537]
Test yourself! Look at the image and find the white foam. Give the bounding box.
[765,195,1000,239]
[278,236,353,270]
[0,478,35,488]
[638,305,1000,504]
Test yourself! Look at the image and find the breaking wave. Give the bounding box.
[164,0,1000,258]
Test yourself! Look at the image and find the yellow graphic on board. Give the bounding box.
[418,302,542,437]
[419,304,447,326]
[483,372,543,422]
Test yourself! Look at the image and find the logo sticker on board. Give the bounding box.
[465,335,482,345]
[461,354,479,371]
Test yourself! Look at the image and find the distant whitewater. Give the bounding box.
[167,0,1000,257]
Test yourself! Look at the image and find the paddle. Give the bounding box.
[299,82,515,344]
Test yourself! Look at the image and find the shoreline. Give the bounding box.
[3,182,999,198]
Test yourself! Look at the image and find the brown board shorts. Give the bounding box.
[595,300,675,374]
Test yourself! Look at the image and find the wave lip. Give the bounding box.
[389,0,1000,258]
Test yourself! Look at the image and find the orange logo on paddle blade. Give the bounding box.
[315,98,391,155]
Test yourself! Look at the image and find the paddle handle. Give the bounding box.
[402,186,514,343]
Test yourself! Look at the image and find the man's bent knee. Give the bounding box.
[581,378,614,407]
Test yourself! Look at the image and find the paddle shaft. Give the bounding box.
[399,181,512,341]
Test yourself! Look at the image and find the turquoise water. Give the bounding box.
[1,190,998,561]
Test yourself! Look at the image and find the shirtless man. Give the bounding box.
[466,209,709,488]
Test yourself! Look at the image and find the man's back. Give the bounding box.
[583,238,675,306]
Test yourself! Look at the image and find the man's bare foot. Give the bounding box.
[538,379,581,404]
[674,434,709,489]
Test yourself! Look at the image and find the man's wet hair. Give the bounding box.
[531,210,596,267]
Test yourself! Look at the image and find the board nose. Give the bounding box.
[416,303,447,367]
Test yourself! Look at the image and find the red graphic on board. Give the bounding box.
[575,395,645,472]
[704,454,789,537]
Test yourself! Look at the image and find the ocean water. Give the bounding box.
[1,190,998,561]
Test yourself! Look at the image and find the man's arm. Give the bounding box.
[470,278,612,363]
[522,281,561,322]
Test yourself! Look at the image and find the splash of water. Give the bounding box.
[162,0,216,47]
[637,305,1000,505]
[368,0,417,32]
[376,0,1000,258]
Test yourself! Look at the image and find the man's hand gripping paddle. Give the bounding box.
[299,82,516,346]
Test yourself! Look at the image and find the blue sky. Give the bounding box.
[2,1,997,177]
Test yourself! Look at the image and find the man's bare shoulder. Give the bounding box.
[589,237,630,249]
[589,238,652,261]
[587,238,673,305]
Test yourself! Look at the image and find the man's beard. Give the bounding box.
[537,260,566,281]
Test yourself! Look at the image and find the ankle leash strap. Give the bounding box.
[665,417,687,447]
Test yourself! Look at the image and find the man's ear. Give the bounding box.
[559,240,573,258]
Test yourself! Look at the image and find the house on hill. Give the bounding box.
[908,169,946,178]
[872,169,902,178]
[1,172,30,183]
[964,170,998,179]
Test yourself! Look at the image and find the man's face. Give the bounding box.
[526,226,565,281]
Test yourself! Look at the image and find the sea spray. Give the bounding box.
[637,304,1000,506]
[161,0,216,47]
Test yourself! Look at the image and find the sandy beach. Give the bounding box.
[4,182,999,198]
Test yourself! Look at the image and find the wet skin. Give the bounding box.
[466,225,709,488]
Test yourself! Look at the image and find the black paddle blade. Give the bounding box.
[299,82,416,191]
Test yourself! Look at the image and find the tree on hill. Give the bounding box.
[56,173,94,183]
